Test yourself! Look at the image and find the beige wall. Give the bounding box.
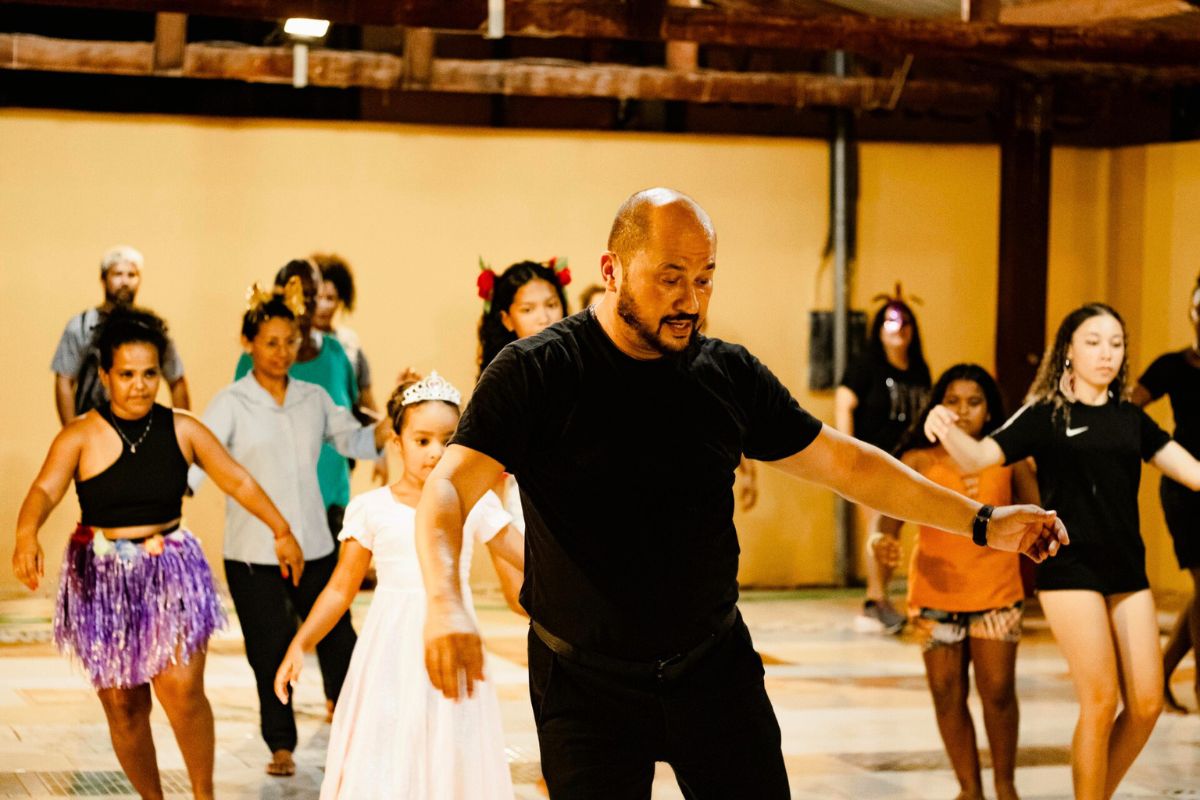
[0,108,1191,596]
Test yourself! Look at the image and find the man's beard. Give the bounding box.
[106,287,136,307]
[616,282,700,356]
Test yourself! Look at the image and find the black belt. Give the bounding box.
[531,607,739,682]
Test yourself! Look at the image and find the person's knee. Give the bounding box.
[1077,681,1120,721]
[1126,692,1163,726]
[976,675,1017,712]
[99,689,152,730]
[926,661,968,709]
[154,675,208,714]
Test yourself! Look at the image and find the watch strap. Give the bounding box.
[972,504,995,547]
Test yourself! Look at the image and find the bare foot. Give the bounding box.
[953,791,985,800]
[1165,683,1188,714]
[267,749,295,777]
[995,779,1020,800]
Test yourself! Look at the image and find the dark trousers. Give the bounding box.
[225,552,356,753]
[326,504,346,548]
[528,614,790,799]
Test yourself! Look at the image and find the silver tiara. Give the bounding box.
[401,371,462,407]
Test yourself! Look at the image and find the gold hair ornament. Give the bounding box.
[245,282,275,313]
[279,275,308,317]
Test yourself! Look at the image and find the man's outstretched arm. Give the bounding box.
[771,425,1068,561]
[415,443,507,701]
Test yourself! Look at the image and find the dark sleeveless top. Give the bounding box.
[76,404,189,527]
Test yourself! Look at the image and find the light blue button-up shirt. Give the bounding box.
[190,374,381,565]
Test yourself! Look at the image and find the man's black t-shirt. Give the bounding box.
[989,395,1170,589]
[1140,349,1200,457]
[840,356,930,453]
[452,310,823,660]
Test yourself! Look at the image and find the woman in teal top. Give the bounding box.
[235,260,359,540]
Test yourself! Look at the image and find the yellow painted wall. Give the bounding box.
[0,108,1190,597]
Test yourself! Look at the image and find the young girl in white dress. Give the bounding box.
[274,370,524,800]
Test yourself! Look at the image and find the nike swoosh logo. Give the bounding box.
[1065,426,1089,437]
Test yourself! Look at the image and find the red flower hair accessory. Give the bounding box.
[547,256,571,288]
[477,256,497,312]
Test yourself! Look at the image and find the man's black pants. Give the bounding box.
[225,553,356,753]
[528,614,790,799]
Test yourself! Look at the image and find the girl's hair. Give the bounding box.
[95,306,169,371]
[274,258,318,289]
[242,296,297,340]
[1026,303,1129,425]
[896,363,1005,454]
[867,299,931,386]
[313,252,356,312]
[386,371,461,434]
[477,261,569,377]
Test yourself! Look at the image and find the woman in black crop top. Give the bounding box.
[12,308,303,800]
[1132,276,1200,714]
[925,303,1200,800]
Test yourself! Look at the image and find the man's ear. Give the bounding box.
[600,251,620,290]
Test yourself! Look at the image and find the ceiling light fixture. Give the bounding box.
[284,18,330,39]
[281,18,330,89]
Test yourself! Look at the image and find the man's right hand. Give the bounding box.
[424,599,486,701]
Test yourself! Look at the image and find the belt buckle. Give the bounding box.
[653,652,685,681]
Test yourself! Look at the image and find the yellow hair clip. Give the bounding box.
[280,275,307,318]
[245,282,274,313]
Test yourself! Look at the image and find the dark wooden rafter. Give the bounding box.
[153,12,187,71]
[0,33,998,110]
[402,27,435,87]
[661,8,1200,66]
[5,0,1200,66]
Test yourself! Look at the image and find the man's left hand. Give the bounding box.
[985,505,1069,562]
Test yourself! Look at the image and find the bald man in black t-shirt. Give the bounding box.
[415,188,1068,798]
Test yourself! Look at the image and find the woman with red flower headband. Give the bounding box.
[476,258,571,379]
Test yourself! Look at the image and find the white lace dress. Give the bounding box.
[320,486,515,800]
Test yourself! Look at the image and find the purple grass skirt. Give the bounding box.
[54,525,226,689]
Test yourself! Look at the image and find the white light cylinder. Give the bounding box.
[293,42,308,89]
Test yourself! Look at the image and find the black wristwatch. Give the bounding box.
[972,504,995,547]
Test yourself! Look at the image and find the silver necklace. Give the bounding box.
[108,409,153,454]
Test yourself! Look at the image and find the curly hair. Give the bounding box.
[895,363,1005,455]
[94,306,169,370]
[477,260,569,378]
[312,252,356,312]
[1026,302,1129,427]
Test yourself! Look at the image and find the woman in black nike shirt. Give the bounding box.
[924,303,1200,800]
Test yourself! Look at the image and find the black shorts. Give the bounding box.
[1035,536,1149,596]
[1161,477,1200,571]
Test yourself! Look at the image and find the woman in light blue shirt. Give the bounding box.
[192,290,389,777]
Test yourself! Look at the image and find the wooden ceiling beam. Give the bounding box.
[661,8,1200,65]
[153,12,187,71]
[999,0,1195,26]
[6,0,1200,65]
[0,33,998,111]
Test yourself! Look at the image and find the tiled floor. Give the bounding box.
[1,589,1197,798]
